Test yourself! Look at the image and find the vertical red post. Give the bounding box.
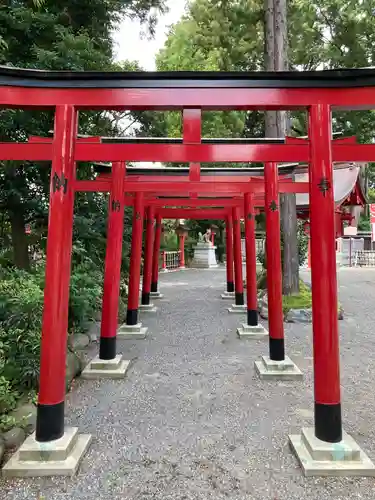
[226,215,234,293]
[60,110,78,343]
[244,193,258,326]
[309,104,342,443]
[151,214,162,293]
[211,233,215,246]
[126,192,144,325]
[179,235,186,268]
[232,206,244,305]
[162,251,167,272]
[307,238,311,268]
[141,205,155,305]
[99,161,126,360]
[36,105,76,442]
[264,162,285,361]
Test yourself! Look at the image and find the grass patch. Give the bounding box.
[282,281,312,314]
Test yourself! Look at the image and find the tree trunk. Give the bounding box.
[9,207,30,270]
[264,0,299,295]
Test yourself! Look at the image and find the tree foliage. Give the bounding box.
[0,0,166,269]
[155,0,375,141]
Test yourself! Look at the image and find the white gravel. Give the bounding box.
[2,266,375,499]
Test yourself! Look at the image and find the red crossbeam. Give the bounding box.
[0,140,373,163]
[2,86,375,110]
[73,179,309,194]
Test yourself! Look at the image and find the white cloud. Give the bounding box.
[112,0,187,70]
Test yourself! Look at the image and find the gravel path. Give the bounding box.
[2,266,375,499]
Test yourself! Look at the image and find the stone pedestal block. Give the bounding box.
[228,304,246,314]
[289,428,375,477]
[221,291,235,300]
[150,291,164,299]
[117,323,148,339]
[237,323,268,339]
[2,427,91,477]
[191,242,218,269]
[254,355,303,380]
[139,303,157,313]
[81,355,130,380]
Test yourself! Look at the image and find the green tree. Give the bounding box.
[154,0,375,271]
[0,0,166,269]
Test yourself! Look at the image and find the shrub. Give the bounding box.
[184,236,196,264]
[0,269,43,331]
[0,326,41,390]
[0,261,103,401]
[216,242,225,263]
[161,231,178,251]
[69,262,103,332]
[0,271,44,390]
[0,376,18,414]
[257,220,308,270]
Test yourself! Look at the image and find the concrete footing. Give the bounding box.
[139,303,157,313]
[228,304,247,314]
[289,427,375,477]
[81,355,130,380]
[117,323,148,339]
[237,323,268,339]
[254,355,303,380]
[2,427,91,478]
[221,291,235,300]
[150,291,164,299]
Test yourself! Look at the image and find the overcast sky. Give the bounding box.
[112,0,187,70]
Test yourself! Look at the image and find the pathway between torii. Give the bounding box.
[2,267,375,500]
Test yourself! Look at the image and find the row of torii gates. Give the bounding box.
[2,67,375,478]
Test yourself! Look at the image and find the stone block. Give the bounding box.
[254,355,303,380]
[65,351,82,391]
[285,308,313,324]
[237,323,268,339]
[191,242,218,268]
[10,403,37,434]
[221,291,235,300]
[2,427,92,477]
[139,304,157,313]
[228,304,246,314]
[68,333,90,351]
[3,428,26,450]
[117,323,148,340]
[289,427,375,477]
[81,355,130,380]
[150,291,164,299]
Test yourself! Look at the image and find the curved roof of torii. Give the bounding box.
[294,162,366,208]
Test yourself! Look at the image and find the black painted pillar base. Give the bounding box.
[99,336,116,360]
[126,309,138,326]
[269,337,285,361]
[235,292,244,306]
[315,402,342,443]
[36,401,65,442]
[227,281,234,293]
[151,281,158,293]
[141,292,150,305]
[247,309,258,326]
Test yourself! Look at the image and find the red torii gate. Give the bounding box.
[1,66,375,478]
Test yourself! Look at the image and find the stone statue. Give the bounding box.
[203,228,212,244]
[198,232,204,242]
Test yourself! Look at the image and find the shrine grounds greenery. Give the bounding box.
[0,262,111,430]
